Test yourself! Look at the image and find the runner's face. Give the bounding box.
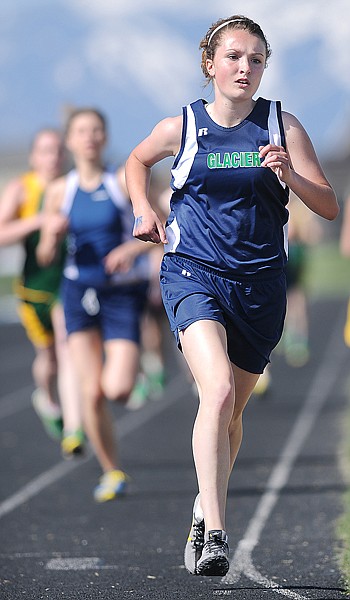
[206,29,266,102]
[30,132,64,180]
[66,113,106,161]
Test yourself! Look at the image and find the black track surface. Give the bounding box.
[0,298,349,599]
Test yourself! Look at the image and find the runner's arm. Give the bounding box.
[125,116,182,243]
[36,178,68,266]
[259,112,338,220]
[0,179,43,246]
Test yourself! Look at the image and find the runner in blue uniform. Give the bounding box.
[37,108,151,501]
[126,15,338,575]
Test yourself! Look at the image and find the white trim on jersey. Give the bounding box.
[283,222,289,258]
[267,102,287,190]
[267,101,281,146]
[102,172,128,210]
[171,105,198,190]
[61,170,79,217]
[267,102,289,256]
[165,216,181,253]
[62,169,129,213]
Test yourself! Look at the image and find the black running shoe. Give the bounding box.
[196,529,229,576]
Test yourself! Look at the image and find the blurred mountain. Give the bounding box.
[0,0,349,164]
[0,0,349,279]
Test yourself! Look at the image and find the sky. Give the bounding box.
[0,0,350,164]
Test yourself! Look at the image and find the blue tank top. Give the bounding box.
[62,170,149,287]
[166,97,289,278]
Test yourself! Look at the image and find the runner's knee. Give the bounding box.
[199,377,234,421]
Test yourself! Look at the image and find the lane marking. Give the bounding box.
[222,312,347,599]
[1,307,347,594]
[46,557,117,571]
[0,459,89,520]
[0,375,190,520]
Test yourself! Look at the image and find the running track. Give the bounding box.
[0,298,349,599]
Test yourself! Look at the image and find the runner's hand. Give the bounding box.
[133,209,167,244]
[259,144,291,184]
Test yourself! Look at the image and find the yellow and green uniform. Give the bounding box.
[15,171,66,347]
[344,299,350,347]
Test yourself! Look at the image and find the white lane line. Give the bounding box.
[0,375,190,520]
[45,557,117,571]
[0,459,87,520]
[223,312,347,599]
[0,552,118,571]
[0,385,33,419]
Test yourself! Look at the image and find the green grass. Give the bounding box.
[1,240,350,299]
[304,241,350,300]
[0,275,16,296]
[336,371,350,594]
[337,496,350,594]
[303,241,350,592]
[306,245,350,592]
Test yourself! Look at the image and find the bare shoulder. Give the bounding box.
[47,175,67,194]
[44,175,67,212]
[0,177,25,221]
[282,111,332,187]
[281,110,316,159]
[116,165,128,197]
[282,111,307,135]
[149,115,183,152]
[1,177,25,203]
[154,115,183,139]
[156,115,183,134]
[132,114,183,166]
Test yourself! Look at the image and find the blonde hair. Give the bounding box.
[200,15,271,83]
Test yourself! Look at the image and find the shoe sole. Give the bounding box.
[184,541,204,575]
[196,556,229,577]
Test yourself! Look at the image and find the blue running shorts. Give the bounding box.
[160,254,286,374]
[62,278,148,343]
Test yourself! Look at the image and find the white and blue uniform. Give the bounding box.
[160,98,289,373]
[61,170,148,341]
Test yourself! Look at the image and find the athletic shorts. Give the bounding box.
[160,254,287,374]
[17,298,55,348]
[62,278,148,343]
